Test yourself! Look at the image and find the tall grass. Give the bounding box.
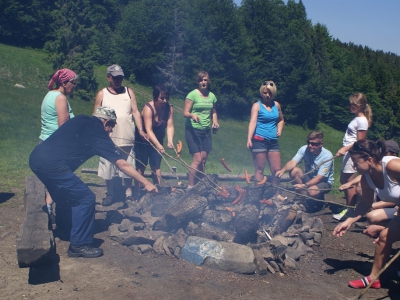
[0,43,344,197]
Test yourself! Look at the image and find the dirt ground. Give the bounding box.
[1,176,400,300]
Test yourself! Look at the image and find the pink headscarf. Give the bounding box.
[47,68,77,90]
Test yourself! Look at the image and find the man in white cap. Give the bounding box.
[29,107,157,258]
[94,64,147,206]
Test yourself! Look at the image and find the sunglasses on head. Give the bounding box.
[262,81,274,87]
[307,140,322,147]
[352,142,371,156]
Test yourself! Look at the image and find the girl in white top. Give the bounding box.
[333,139,400,289]
[334,93,372,219]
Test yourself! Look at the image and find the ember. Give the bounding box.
[104,175,324,275]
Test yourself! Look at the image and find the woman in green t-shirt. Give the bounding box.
[183,71,219,188]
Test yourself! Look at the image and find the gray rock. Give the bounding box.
[268,260,280,272]
[259,245,274,260]
[129,245,139,252]
[270,235,288,248]
[296,241,314,253]
[118,219,133,232]
[310,217,324,233]
[284,255,298,270]
[120,208,144,222]
[300,232,315,243]
[286,247,305,261]
[313,232,322,245]
[180,236,256,274]
[138,244,153,254]
[133,222,146,231]
[109,224,163,246]
[306,239,314,246]
[175,228,188,248]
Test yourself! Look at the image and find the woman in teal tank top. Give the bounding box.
[39,68,78,220]
[247,79,285,201]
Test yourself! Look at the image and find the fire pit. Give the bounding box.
[104,175,324,274]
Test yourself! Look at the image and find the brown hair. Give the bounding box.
[197,71,210,84]
[307,131,324,141]
[349,139,386,163]
[349,93,373,127]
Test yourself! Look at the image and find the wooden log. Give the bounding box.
[272,206,297,236]
[16,176,54,267]
[202,209,233,229]
[253,249,274,275]
[233,205,260,244]
[80,169,291,181]
[164,194,208,231]
[186,222,235,242]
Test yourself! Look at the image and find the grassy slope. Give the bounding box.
[0,43,344,196]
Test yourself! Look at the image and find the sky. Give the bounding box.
[233,0,400,55]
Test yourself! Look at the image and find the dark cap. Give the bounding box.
[385,140,399,155]
[107,64,124,77]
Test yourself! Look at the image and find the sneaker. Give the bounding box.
[333,208,348,221]
[348,276,381,289]
[67,244,103,258]
[102,194,114,206]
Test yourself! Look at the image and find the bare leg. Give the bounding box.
[267,151,282,198]
[370,218,400,278]
[151,168,162,184]
[252,151,267,181]
[123,178,132,197]
[341,172,357,206]
[188,151,208,186]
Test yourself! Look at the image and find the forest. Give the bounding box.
[1,0,400,140]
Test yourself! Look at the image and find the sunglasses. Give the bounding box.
[262,81,274,87]
[307,140,322,147]
[352,142,371,156]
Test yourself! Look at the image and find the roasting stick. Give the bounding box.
[355,249,400,300]
[262,181,356,209]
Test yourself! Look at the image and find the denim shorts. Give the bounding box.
[251,138,280,153]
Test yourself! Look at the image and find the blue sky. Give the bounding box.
[233,0,400,55]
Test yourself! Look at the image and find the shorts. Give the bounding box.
[98,146,135,180]
[251,137,279,153]
[134,140,163,170]
[384,207,398,220]
[341,151,357,173]
[185,127,212,154]
[301,174,332,195]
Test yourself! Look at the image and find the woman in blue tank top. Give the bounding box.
[247,79,285,201]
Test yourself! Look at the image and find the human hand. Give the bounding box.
[363,225,385,239]
[140,130,149,141]
[246,140,252,149]
[339,182,353,191]
[293,183,307,191]
[276,130,281,137]
[335,148,346,157]
[143,181,158,193]
[191,114,200,123]
[212,122,220,129]
[333,220,352,237]
[275,169,285,178]
[157,146,165,153]
[167,141,174,149]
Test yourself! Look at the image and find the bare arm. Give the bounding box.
[333,175,375,237]
[55,94,71,126]
[340,175,362,191]
[276,159,298,178]
[247,102,259,148]
[275,101,284,137]
[294,174,324,190]
[211,103,219,129]
[129,87,148,140]
[93,89,103,113]
[166,106,174,149]
[336,130,367,157]
[183,98,199,122]
[115,159,157,192]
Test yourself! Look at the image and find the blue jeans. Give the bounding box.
[34,171,96,246]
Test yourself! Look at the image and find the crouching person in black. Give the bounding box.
[29,106,158,258]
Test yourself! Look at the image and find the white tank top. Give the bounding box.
[365,156,400,205]
[102,87,135,147]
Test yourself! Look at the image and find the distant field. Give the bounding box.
[0,43,344,196]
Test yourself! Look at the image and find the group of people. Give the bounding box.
[29,65,399,290]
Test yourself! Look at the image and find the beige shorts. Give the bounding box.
[98,146,135,180]
[341,151,357,173]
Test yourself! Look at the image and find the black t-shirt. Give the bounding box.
[29,115,122,175]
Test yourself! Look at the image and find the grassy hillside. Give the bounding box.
[0,43,345,197]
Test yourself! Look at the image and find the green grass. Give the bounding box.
[0,43,345,197]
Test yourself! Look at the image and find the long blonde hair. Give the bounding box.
[349,93,372,127]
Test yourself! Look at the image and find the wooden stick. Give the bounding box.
[356,249,400,299]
